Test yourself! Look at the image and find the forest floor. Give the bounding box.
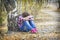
[0,31,60,40]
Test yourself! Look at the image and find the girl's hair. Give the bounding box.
[22,12,30,17]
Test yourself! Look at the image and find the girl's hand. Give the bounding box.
[28,16,34,20]
[23,17,29,20]
[23,15,34,20]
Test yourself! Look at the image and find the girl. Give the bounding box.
[18,12,37,33]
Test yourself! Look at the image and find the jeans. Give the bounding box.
[19,20,36,32]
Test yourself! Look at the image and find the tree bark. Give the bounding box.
[3,0,16,12]
[58,0,60,8]
[0,0,8,34]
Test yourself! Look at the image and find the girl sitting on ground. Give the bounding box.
[18,12,37,33]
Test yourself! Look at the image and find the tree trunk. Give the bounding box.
[58,0,60,8]
[0,0,8,34]
[3,0,17,31]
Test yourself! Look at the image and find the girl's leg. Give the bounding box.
[29,20,36,28]
[19,20,37,33]
[23,21,33,32]
[29,20,37,33]
[19,24,25,32]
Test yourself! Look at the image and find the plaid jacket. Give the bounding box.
[17,15,33,27]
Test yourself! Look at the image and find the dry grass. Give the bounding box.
[0,32,60,40]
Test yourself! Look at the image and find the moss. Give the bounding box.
[0,17,4,26]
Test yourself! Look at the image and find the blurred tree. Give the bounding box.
[3,0,16,12]
[0,0,8,34]
[0,0,17,34]
[58,0,60,8]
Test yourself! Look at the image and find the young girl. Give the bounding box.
[18,12,37,33]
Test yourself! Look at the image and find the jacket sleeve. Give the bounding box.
[28,15,34,20]
[17,16,23,27]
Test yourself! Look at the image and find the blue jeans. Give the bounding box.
[19,20,36,32]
